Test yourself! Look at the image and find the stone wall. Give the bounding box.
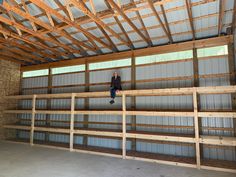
[0,60,21,140]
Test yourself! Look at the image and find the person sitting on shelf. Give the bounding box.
[110,72,122,104]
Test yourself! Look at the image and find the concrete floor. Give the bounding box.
[0,141,234,177]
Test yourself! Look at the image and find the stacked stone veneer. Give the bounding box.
[0,60,20,140]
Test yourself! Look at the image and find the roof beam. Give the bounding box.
[2,2,80,55]
[106,0,149,45]
[0,25,63,59]
[104,0,134,50]
[130,0,152,47]
[147,0,172,43]
[185,0,195,40]
[29,0,112,51]
[0,43,44,63]
[160,4,173,43]
[68,0,130,48]
[88,0,118,52]
[218,0,225,36]
[0,55,26,65]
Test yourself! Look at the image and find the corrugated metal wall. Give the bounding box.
[18,53,236,161]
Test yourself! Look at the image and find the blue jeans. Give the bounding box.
[110,87,118,99]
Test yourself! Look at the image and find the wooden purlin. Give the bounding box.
[185,0,195,39]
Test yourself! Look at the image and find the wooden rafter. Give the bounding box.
[68,0,129,48]
[0,25,64,59]
[0,43,44,63]
[2,2,84,55]
[104,0,134,49]
[0,49,35,64]
[29,0,112,51]
[0,55,26,64]
[106,0,149,45]
[160,4,173,43]
[218,0,225,36]
[0,37,55,60]
[185,0,195,40]
[147,0,172,43]
[130,0,152,47]
[0,50,30,62]
[21,0,38,32]
[89,0,118,52]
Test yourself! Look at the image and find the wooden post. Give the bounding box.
[131,54,136,151]
[193,89,200,169]
[83,61,89,146]
[30,95,36,145]
[227,43,236,160]
[45,67,52,142]
[70,93,75,151]
[122,93,126,159]
[193,48,203,159]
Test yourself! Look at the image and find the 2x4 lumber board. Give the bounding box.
[126,133,195,143]
[125,156,197,168]
[200,135,236,146]
[6,85,236,100]
[30,95,36,145]
[21,35,233,71]
[5,109,236,118]
[126,111,194,117]
[73,130,122,137]
[200,166,236,173]
[193,90,201,169]
[3,125,31,131]
[70,94,75,151]
[198,112,236,118]
[34,127,70,134]
[122,94,126,159]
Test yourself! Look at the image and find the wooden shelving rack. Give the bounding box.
[3,86,236,173]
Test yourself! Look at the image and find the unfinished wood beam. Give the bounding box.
[122,93,126,159]
[185,0,195,39]
[218,0,225,36]
[83,62,89,146]
[160,4,173,43]
[193,89,200,169]
[130,0,152,47]
[30,95,36,145]
[68,0,129,48]
[147,0,172,42]
[106,0,149,45]
[131,55,136,151]
[70,93,75,151]
[227,42,236,160]
[29,0,112,51]
[0,55,26,65]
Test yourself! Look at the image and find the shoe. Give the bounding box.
[110,100,115,104]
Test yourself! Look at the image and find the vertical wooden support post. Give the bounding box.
[30,94,36,146]
[227,43,236,159]
[70,93,75,151]
[83,61,89,146]
[193,89,200,169]
[122,93,126,159]
[45,68,52,142]
[131,54,136,151]
[193,48,203,158]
